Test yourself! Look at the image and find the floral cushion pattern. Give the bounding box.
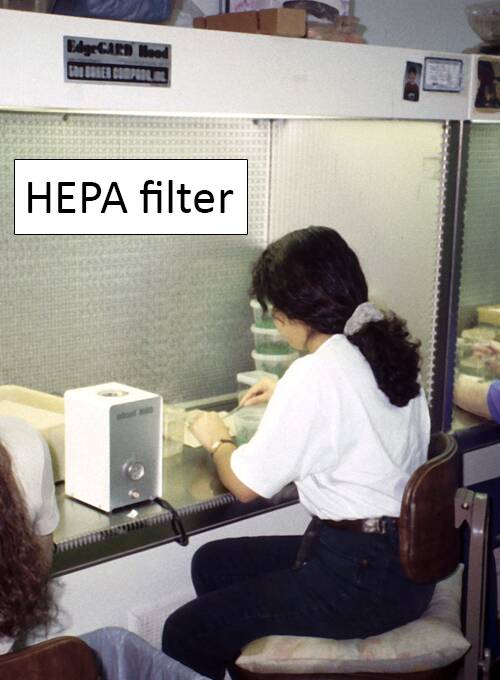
[236,566,469,674]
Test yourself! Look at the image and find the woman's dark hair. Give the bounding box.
[251,226,421,407]
[0,441,55,639]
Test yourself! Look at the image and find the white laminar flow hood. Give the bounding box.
[0,8,484,121]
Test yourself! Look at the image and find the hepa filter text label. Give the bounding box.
[14,159,248,236]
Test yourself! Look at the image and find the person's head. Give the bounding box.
[251,226,422,407]
[252,226,367,343]
[407,67,417,83]
[0,441,54,640]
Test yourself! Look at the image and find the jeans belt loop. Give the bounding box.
[293,516,321,569]
[364,517,385,534]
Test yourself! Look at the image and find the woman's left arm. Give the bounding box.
[189,411,259,503]
[213,443,259,503]
[37,533,55,571]
[35,435,60,569]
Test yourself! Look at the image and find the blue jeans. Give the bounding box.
[82,627,210,680]
[162,522,434,680]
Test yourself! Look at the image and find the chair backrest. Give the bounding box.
[0,636,100,680]
[399,432,491,678]
[399,432,460,584]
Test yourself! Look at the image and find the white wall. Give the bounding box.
[3,0,481,53]
[354,0,478,53]
[50,504,309,648]
[176,0,479,54]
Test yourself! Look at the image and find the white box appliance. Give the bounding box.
[64,382,163,512]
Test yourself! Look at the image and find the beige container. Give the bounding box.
[461,326,497,343]
[477,305,500,328]
[0,385,65,481]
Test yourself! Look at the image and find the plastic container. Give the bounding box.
[232,405,266,446]
[466,2,500,43]
[251,324,294,355]
[461,325,497,343]
[163,406,186,457]
[251,350,299,377]
[459,355,489,379]
[250,298,275,328]
[456,337,473,363]
[236,369,277,401]
[477,305,500,329]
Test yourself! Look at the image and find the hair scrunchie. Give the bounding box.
[344,302,384,336]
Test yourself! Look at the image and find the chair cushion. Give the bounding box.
[236,566,469,674]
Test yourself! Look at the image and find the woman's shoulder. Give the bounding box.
[309,334,365,374]
[0,414,46,443]
[280,336,350,389]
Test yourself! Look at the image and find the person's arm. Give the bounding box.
[192,358,336,502]
[239,376,278,407]
[487,380,500,424]
[189,412,259,503]
[34,436,59,568]
[453,373,500,424]
[37,533,55,572]
[454,373,491,419]
[212,443,259,503]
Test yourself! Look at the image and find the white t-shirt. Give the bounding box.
[0,415,59,654]
[231,334,430,520]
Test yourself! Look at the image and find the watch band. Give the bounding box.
[211,438,235,455]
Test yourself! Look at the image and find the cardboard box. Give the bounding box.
[258,8,306,37]
[206,11,259,33]
[193,8,306,37]
[193,16,207,29]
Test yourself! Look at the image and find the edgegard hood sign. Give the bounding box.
[64,36,171,86]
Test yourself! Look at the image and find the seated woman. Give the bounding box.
[0,415,59,653]
[162,226,435,680]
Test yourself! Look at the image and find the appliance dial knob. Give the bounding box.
[129,489,141,499]
[126,462,145,481]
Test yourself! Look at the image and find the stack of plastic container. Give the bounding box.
[249,298,299,377]
[230,301,298,445]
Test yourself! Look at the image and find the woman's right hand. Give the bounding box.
[239,376,278,407]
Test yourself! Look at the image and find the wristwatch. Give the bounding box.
[211,438,235,455]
